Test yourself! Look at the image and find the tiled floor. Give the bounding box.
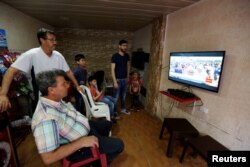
[17,108,206,167]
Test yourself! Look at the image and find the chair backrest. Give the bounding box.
[78,91,92,119]
[62,145,107,167]
[80,85,97,109]
[79,85,111,121]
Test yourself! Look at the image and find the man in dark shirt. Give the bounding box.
[111,40,131,115]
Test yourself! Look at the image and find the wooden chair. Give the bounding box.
[62,145,107,167]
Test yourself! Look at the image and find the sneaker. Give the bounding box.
[115,115,121,120]
[128,107,134,111]
[121,109,131,115]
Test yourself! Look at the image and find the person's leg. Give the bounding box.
[134,95,140,111]
[89,126,124,165]
[105,96,120,119]
[105,95,116,104]
[98,136,124,165]
[112,80,121,103]
[120,79,129,115]
[89,120,112,137]
[66,147,92,162]
[129,94,135,111]
[100,96,115,117]
[120,79,128,110]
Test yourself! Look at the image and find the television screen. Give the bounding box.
[168,51,225,92]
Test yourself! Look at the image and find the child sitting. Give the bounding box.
[129,71,142,111]
[88,75,120,121]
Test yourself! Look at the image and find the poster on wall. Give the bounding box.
[0,29,8,48]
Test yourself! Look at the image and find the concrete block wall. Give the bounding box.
[56,28,134,81]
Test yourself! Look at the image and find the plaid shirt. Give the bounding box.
[32,97,90,153]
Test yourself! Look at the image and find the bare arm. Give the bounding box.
[0,67,20,112]
[66,70,83,93]
[92,89,103,101]
[111,63,118,88]
[40,135,98,165]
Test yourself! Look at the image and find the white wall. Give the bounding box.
[133,24,152,53]
[132,24,152,103]
[158,0,250,150]
[0,2,53,51]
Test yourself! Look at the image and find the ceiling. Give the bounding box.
[2,0,200,31]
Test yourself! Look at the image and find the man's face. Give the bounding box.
[52,76,69,99]
[119,43,128,53]
[77,58,86,67]
[41,33,57,50]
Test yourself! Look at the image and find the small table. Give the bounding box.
[159,118,199,157]
[179,135,229,163]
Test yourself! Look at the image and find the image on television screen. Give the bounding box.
[168,51,225,92]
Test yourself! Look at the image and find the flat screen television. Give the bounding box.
[168,51,225,92]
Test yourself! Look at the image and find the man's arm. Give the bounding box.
[40,135,98,165]
[0,67,20,112]
[66,70,83,93]
[111,63,118,88]
[93,90,103,101]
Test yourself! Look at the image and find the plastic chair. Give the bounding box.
[62,145,107,167]
[79,85,111,121]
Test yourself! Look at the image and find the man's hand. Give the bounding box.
[79,135,99,148]
[76,86,84,94]
[0,95,11,112]
[113,81,118,89]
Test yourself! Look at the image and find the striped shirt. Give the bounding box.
[31,97,90,153]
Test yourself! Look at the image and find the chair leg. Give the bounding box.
[62,158,71,167]
[179,144,189,163]
[166,133,176,157]
[100,154,108,167]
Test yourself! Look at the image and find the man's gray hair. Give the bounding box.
[36,69,67,96]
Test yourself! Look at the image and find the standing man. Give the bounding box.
[111,39,131,115]
[0,28,82,112]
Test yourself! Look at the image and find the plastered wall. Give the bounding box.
[133,24,152,53]
[158,0,250,150]
[0,2,53,52]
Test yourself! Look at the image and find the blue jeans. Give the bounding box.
[100,95,116,117]
[113,79,128,111]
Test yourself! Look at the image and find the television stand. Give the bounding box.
[180,85,193,93]
[159,90,203,117]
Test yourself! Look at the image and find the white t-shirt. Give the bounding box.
[11,47,70,75]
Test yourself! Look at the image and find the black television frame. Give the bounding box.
[168,51,225,93]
